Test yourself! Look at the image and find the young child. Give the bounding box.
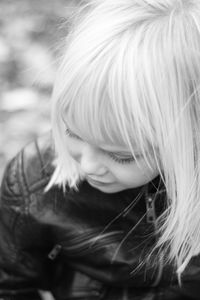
[1,0,200,299]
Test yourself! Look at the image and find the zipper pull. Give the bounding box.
[48,244,62,260]
[146,195,156,224]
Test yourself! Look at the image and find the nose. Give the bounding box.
[80,144,107,176]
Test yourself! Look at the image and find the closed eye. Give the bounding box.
[65,128,81,140]
[106,152,137,164]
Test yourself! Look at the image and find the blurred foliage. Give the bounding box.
[0,0,79,181]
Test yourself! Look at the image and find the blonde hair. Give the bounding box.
[48,0,200,278]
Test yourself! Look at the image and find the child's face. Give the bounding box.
[65,128,159,193]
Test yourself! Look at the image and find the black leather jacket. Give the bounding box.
[0,132,200,300]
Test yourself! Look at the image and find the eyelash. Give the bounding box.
[65,128,135,164]
[65,128,80,140]
[107,152,135,164]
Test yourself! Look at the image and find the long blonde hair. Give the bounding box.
[48,0,200,277]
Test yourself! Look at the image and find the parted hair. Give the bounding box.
[48,0,200,278]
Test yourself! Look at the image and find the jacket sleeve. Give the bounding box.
[0,152,54,300]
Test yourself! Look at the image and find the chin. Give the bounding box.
[94,184,128,194]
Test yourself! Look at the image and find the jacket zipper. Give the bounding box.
[146,194,163,287]
[65,288,101,299]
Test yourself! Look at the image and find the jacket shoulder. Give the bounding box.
[0,131,55,202]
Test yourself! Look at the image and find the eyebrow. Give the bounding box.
[96,137,141,155]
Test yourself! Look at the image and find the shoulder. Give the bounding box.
[0,132,59,259]
[0,131,55,203]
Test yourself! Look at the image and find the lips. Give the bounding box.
[87,177,113,185]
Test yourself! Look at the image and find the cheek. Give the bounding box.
[65,138,81,157]
[110,164,138,182]
[112,162,159,187]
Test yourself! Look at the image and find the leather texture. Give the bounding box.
[0,132,199,299]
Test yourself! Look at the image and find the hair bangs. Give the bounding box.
[60,34,157,171]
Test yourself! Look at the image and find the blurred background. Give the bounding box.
[0,0,78,182]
